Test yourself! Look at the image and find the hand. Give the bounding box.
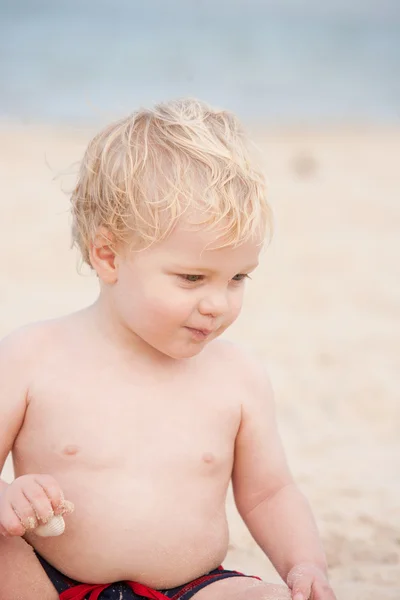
[287,563,337,600]
[0,474,72,537]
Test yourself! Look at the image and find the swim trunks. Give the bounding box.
[35,552,261,600]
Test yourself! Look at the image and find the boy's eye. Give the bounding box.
[232,274,250,282]
[180,274,203,282]
[179,274,251,283]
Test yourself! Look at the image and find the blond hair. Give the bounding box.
[71,98,271,266]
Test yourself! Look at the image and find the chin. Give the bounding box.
[169,348,204,360]
[163,343,207,360]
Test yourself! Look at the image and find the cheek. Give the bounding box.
[143,296,180,322]
[228,291,245,319]
[117,276,195,325]
[149,291,195,323]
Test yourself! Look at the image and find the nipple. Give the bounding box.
[62,444,80,456]
[202,452,215,464]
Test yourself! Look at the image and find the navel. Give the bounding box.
[62,444,80,456]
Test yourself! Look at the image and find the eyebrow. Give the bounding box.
[170,263,259,274]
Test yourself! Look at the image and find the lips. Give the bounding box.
[191,328,212,335]
[185,326,214,339]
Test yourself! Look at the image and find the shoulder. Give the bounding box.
[1,319,56,347]
[0,317,67,367]
[0,323,52,417]
[204,338,274,399]
[1,322,42,359]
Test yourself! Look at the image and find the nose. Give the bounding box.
[198,289,230,318]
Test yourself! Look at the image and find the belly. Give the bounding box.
[27,471,230,588]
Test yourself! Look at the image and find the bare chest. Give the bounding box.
[15,365,241,478]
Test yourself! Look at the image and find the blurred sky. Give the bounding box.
[0,0,399,125]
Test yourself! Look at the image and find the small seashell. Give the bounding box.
[34,515,66,537]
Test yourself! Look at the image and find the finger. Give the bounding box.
[0,521,11,537]
[0,502,26,536]
[312,580,337,600]
[22,483,54,524]
[291,575,313,600]
[58,499,75,517]
[33,475,65,513]
[8,493,39,530]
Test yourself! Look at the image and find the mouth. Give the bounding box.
[185,327,214,340]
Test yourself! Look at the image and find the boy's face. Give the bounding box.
[110,223,261,359]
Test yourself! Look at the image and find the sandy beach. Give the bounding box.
[1,122,399,599]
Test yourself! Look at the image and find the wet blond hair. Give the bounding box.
[71,98,271,266]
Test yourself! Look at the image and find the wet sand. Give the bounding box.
[1,122,399,599]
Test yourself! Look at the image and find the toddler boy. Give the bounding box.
[0,99,336,600]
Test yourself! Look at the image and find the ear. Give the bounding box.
[89,227,119,284]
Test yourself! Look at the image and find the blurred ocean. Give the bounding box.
[0,0,399,125]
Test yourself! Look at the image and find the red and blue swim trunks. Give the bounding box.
[36,552,261,600]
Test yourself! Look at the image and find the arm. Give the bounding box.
[0,327,68,533]
[232,358,327,583]
[0,329,66,599]
[0,330,30,487]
